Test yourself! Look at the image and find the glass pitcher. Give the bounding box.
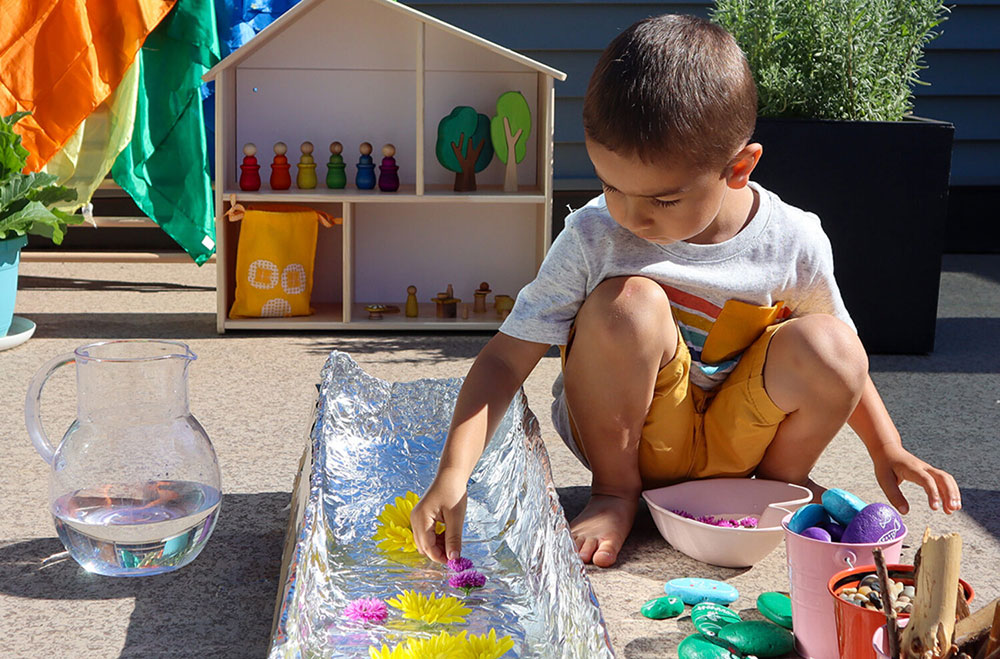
[25,340,221,577]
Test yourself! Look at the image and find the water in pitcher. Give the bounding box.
[52,480,221,577]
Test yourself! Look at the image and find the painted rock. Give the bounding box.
[677,634,741,659]
[841,503,904,544]
[756,592,793,629]
[800,526,832,542]
[787,503,828,534]
[822,488,867,526]
[717,620,796,657]
[691,601,742,637]
[641,595,684,619]
[665,578,739,605]
[820,519,846,541]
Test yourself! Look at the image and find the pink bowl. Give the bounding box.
[873,619,909,659]
[641,478,813,568]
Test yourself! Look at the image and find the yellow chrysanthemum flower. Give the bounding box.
[369,644,406,659]
[387,590,471,625]
[373,491,445,554]
[463,629,515,659]
[368,632,465,659]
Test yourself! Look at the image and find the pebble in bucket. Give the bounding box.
[783,489,907,659]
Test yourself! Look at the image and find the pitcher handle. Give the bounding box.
[25,352,75,465]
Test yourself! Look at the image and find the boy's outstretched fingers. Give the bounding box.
[443,507,464,561]
[876,449,962,515]
[412,508,446,563]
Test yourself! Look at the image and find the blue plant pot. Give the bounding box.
[1,235,28,337]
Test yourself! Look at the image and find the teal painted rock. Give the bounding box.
[691,601,742,637]
[756,592,793,629]
[821,488,867,526]
[640,595,684,619]
[787,503,828,534]
[717,620,795,657]
[677,634,741,659]
[665,577,739,605]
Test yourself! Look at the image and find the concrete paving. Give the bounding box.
[0,255,997,657]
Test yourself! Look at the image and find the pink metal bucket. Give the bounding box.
[782,513,907,659]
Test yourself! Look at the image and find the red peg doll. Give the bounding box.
[239,143,261,191]
[270,141,292,190]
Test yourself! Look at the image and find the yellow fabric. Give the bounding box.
[562,320,790,489]
[701,298,787,364]
[42,60,140,210]
[0,0,175,172]
[230,209,319,319]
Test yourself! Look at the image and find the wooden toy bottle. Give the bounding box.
[377,143,400,192]
[270,142,292,190]
[239,143,261,191]
[296,141,317,189]
[326,141,347,189]
[356,142,376,190]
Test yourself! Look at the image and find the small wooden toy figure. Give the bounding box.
[473,281,491,313]
[405,285,419,317]
[270,141,292,190]
[494,294,514,319]
[296,141,318,189]
[239,143,261,191]
[356,142,376,190]
[326,141,347,189]
[377,143,400,192]
[432,284,460,318]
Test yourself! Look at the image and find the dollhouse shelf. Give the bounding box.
[204,0,565,333]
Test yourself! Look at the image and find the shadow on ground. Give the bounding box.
[18,275,215,293]
[0,492,289,658]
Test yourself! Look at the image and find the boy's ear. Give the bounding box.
[725,142,763,189]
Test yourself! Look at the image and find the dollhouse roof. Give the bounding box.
[203,0,567,82]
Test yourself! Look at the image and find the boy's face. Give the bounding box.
[585,138,757,245]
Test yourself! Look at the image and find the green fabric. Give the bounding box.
[112,0,220,265]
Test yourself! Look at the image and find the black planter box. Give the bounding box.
[751,117,954,354]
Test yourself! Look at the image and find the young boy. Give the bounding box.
[412,14,960,568]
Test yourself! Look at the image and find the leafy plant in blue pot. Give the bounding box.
[0,111,81,337]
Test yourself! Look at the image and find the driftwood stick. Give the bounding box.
[875,546,902,659]
[956,598,1000,654]
[984,603,1000,658]
[901,528,963,659]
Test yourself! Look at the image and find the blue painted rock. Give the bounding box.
[691,601,742,637]
[640,595,684,619]
[717,620,796,657]
[800,526,832,542]
[665,578,739,605]
[822,488,867,526]
[677,633,741,659]
[787,503,828,534]
[820,519,846,541]
[841,503,904,544]
[756,592,793,629]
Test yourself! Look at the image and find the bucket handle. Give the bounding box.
[835,548,857,570]
[24,352,75,465]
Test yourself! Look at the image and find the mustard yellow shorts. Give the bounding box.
[557,322,789,489]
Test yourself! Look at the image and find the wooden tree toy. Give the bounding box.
[490,92,531,193]
[270,141,292,190]
[326,141,347,189]
[296,141,318,189]
[378,144,400,192]
[356,142,376,190]
[473,281,491,313]
[436,106,494,192]
[239,143,261,191]
[405,285,419,317]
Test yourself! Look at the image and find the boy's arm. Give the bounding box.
[412,332,551,562]
[848,375,961,514]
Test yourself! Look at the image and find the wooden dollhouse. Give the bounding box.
[202,0,566,332]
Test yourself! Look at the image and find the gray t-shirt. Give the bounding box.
[499,182,854,391]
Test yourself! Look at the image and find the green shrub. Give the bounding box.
[710,0,949,121]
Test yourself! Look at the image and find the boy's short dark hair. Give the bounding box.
[583,14,757,171]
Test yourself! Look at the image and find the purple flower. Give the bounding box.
[671,509,759,528]
[449,569,487,595]
[343,597,388,624]
[447,557,474,572]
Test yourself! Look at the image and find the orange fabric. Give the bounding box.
[0,0,175,171]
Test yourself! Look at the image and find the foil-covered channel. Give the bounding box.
[269,352,615,658]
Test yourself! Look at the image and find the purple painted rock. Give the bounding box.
[800,526,832,542]
[841,503,904,544]
[820,519,846,542]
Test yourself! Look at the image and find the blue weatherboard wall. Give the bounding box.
[406,0,1000,188]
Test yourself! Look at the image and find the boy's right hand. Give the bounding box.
[411,472,468,563]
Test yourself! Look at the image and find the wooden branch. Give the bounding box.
[875,546,902,659]
[955,598,1000,654]
[901,529,963,659]
[982,603,1000,659]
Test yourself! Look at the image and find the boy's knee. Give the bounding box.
[577,276,673,343]
[774,314,868,394]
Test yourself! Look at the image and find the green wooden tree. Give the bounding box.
[490,92,531,193]
[436,106,494,192]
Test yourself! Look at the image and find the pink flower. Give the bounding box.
[344,597,388,624]
[446,557,475,572]
[449,569,487,595]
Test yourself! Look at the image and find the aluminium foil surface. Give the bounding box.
[268,352,615,658]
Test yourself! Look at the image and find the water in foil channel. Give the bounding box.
[269,352,615,658]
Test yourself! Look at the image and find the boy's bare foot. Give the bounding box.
[569,493,638,568]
